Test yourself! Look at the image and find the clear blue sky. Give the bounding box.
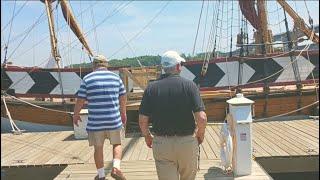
[1,0,319,67]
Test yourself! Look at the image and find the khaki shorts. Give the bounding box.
[88,129,122,146]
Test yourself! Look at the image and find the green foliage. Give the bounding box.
[68,52,230,68]
[69,55,161,68]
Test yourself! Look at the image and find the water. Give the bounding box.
[1,117,73,133]
[1,166,67,180]
[270,172,319,180]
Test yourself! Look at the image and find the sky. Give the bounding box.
[1,0,319,67]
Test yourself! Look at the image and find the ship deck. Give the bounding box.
[1,119,319,179]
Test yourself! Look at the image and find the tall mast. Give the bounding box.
[255,0,273,54]
[43,0,65,103]
[43,0,60,66]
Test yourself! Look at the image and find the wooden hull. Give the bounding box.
[1,86,318,126]
[126,85,318,124]
[1,99,74,126]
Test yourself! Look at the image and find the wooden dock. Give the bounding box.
[54,160,272,180]
[1,119,318,179]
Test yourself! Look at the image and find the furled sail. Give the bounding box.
[60,0,94,56]
[238,0,260,30]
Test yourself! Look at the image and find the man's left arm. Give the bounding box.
[139,114,153,148]
[119,95,127,126]
[139,87,153,148]
[119,78,127,126]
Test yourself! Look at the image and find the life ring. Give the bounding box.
[220,122,233,171]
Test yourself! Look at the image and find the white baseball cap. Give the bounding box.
[161,51,186,68]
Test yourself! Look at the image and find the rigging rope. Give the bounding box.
[229,0,234,57]
[6,5,59,61]
[4,93,72,114]
[44,1,133,61]
[192,0,205,57]
[114,24,143,67]
[108,1,170,59]
[1,1,28,32]
[2,10,46,49]
[1,95,23,134]
[90,6,100,53]
[3,0,17,65]
[11,1,100,61]
[201,0,210,57]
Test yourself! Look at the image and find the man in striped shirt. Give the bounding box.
[73,55,127,180]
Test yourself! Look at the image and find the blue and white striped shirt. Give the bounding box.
[77,69,126,131]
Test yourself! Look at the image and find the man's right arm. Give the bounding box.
[190,82,207,144]
[73,80,87,126]
[194,111,207,144]
[73,98,86,126]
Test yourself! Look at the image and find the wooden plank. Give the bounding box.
[253,124,291,156]
[273,121,319,152]
[129,137,145,160]
[283,122,319,139]
[252,125,288,157]
[2,132,55,167]
[257,122,310,155]
[205,126,222,159]
[121,68,146,90]
[203,127,219,158]
[1,133,41,158]
[255,123,307,156]
[292,119,319,132]
[32,133,85,164]
[260,121,318,155]
[54,160,271,180]
[138,138,149,160]
[252,140,270,157]
[22,131,71,166]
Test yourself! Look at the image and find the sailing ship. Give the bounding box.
[1,0,319,129]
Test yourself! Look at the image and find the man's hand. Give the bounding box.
[144,133,153,148]
[196,129,205,144]
[121,113,127,127]
[73,114,82,127]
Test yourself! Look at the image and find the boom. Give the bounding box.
[276,0,319,44]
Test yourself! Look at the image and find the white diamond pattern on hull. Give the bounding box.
[296,56,315,80]
[6,72,35,94]
[50,72,82,95]
[216,61,239,87]
[273,57,296,83]
[242,63,255,85]
[180,66,196,81]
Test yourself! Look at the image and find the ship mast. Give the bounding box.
[42,0,65,103]
[43,0,61,66]
[255,0,274,54]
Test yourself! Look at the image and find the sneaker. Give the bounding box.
[111,167,126,180]
[94,175,106,180]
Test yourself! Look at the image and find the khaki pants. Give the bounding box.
[152,135,199,180]
[88,129,122,146]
